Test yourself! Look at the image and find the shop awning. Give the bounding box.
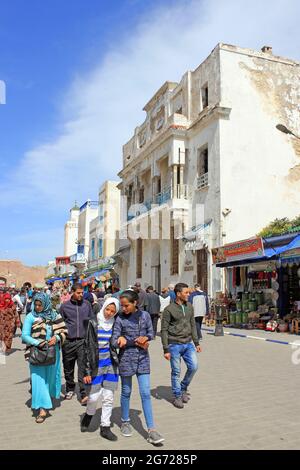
[215,234,300,268]
[215,247,278,267]
[278,234,300,265]
[83,268,113,282]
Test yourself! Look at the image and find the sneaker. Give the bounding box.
[100,426,118,441]
[64,391,75,400]
[182,392,190,403]
[81,413,93,432]
[173,397,184,409]
[147,430,165,445]
[121,422,133,437]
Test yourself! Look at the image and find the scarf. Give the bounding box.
[97,297,120,331]
[3,293,14,309]
[31,292,57,321]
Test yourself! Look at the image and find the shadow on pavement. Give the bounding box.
[78,406,148,440]
[151,386,173,404]
[15,378,30,385]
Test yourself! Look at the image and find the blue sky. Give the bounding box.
[0,0,299,266]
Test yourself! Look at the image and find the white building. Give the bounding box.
[64,204,80,257]
[69,199,99,271]
[116,43,300,296]
[87,181,121,272]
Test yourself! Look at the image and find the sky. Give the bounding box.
[0,0,299,266]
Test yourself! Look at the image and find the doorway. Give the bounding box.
[197,249,208,292]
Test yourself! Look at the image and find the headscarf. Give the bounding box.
[97,297,120,331]
[0,292,5,309]
[3,293,14,309]
[31,292,57,321]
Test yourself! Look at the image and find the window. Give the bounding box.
[98,238,103,258]
[170,225,179,275]
[91,239,95,260]
[201,84,208,109]
[99,202,104,222]
[139,187,144,204]
[197,146,208,176]
[136,238,143,279]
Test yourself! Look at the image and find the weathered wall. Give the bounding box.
[219,45,300,243]
[0,260,46,288]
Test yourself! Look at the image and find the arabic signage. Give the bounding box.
[280,248,300,259]
[212,237,264,264]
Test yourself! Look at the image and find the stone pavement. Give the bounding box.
[1,325,300,450]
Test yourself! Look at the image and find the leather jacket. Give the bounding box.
[84,317,119,377]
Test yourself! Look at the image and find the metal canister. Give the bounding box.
[249,299,258,311]
[230,312,236,325]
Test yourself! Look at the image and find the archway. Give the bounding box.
[0,277,7,287]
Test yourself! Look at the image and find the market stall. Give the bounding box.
[211,235,300,333]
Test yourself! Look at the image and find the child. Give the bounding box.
[81,297,120,441]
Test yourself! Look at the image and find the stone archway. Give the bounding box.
[0,277,7,287]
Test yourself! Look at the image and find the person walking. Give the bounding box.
[60,283,93,405]
[21,293,67,423]
[0,292,20,353]
[134,282,149,311]
[167,284,176,302]
[111,290,164,445]
[81,298,120,441]
[188,284,209,340]
[161,283,201,409]
[146,286,161,339]
[12,290,24,331]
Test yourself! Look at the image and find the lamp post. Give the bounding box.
[276,124,300,140]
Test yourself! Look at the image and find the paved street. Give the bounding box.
[1,324,300,450]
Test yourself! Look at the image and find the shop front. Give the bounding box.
[212,237,280,329]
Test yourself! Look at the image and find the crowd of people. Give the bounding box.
[0,280,209,445]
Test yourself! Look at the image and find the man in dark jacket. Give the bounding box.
[134,282,149,311]
[146,286,161,339]
[60,282,93,405]
[161,283,201,409]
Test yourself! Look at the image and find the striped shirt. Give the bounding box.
[90,328,118,392]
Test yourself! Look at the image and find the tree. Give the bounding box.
[258,218,293,238]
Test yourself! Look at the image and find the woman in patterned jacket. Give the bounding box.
[22,293,67,423]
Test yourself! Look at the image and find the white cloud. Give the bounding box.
[0,0,299,262]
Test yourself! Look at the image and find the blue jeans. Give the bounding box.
[169,343,198,398]
[121,374,154,430]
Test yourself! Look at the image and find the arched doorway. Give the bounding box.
[0,277,7,287]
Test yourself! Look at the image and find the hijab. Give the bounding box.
[3,293,14,309]
[31,292,57,321]
[97,297,120,331]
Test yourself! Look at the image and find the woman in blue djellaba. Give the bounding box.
[22,292,68,423]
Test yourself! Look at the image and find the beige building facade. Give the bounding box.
[116,43,300,296]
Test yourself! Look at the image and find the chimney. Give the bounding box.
[261,46,273,54]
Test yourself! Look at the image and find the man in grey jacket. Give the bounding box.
[60,283,93,405]
[161,283,201,409]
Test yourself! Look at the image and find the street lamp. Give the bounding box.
[276,124,300,140]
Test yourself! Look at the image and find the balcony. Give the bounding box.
[80,200,99,212]
[197,173,209,190]
[127,184,189,221]
[70,253,86,268]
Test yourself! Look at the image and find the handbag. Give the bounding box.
[29,343,56,366]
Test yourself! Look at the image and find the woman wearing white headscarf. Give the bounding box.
[82,297,120,441]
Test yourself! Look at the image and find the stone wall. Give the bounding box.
[0,260,46,288]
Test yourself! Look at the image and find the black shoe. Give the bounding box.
[81,413,93,432]
[100,426,118,441]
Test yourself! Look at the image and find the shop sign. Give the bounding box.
[212,237,264,264]
[281,248,300,259]
[185,239,205,251]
